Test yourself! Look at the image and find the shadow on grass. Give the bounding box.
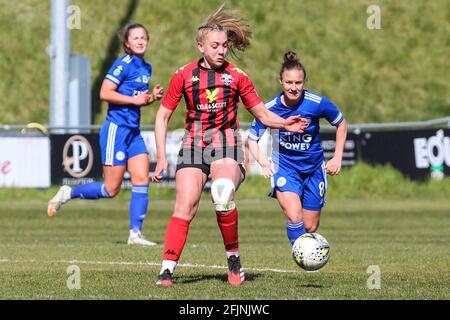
[299,283,326,289]
[177,272,260,285]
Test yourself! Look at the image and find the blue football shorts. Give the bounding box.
[269,161,327,211]
[99,121,148,166]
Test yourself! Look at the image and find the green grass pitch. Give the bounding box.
[0,198,449,300]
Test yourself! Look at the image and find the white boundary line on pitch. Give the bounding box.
[0,258,299,274]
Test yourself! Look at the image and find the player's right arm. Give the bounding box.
[246,119,275,179]
[247,139,275,179]
[100,80,150,106]
[152,105,174,182]
[100,58,151,106]
[152,68,184,182]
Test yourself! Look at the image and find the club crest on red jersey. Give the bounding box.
[220,73,234,86]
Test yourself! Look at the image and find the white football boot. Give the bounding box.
[127,230,157,247]
[47,185,72,217]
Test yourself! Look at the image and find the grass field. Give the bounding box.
[0,197,449,300]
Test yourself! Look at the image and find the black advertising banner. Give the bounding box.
[50,129,449,185]
[50,133,170,188]
[320,133,360,168]
[50,134,103,185]
[360,129,450,180]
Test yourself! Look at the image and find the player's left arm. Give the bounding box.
[326,118,348,176]
[239,73,308,133]
[320,97,349,176]
[249,103,308,133]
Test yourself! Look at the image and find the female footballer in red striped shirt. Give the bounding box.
[152,5,308,286]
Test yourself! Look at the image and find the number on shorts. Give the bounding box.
[319,181,325,198]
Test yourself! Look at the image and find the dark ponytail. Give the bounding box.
[279,51,307,81]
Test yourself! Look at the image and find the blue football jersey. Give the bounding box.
[104,54,152,128]
[249,90,344,173]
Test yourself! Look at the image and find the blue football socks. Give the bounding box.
[286,221,306,244]
[129,184,149,232]
[71,182,110,199]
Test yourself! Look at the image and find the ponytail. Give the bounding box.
[279,51,307,81]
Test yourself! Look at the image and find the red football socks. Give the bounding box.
[216,207,239,252]
[162,216,190,262]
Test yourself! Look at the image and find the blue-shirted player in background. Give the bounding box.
[48,23,164,246]
[247,51,348,246]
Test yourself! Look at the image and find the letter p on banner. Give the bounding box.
[67,265,81,290]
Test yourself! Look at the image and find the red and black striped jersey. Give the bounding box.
[162,58,263,148]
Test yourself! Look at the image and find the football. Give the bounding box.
[292,233,330,271]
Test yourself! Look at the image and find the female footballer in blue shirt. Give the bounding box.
[48,23,164,246]
[247,51,348,245]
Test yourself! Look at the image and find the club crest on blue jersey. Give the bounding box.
[113,65,123,76]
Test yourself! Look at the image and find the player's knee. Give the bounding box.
[211,178,236,212]
[104,184,120,198]
[131,173,149,185]
[174,196,199,221]
[108,189,120,198]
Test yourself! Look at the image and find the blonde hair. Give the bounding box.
[196,4,252,57]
